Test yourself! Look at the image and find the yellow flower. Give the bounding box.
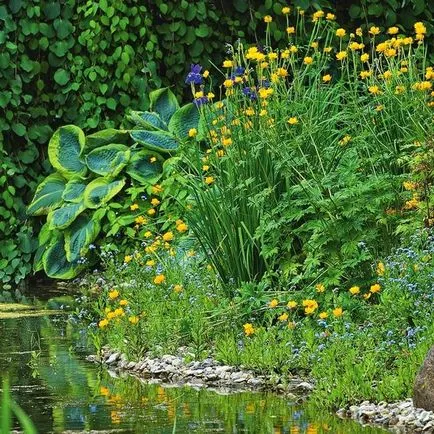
[413,81,432,91]
[376,262,385,276]
[150,156,157,163]
[282,6,291,14]
[119,299,128,306]
[263,15,272,23]
[188,128,198,138]
[129,316,139,325]
[205,176,214,185]
[152,184,163,194]
[360,53,369,63]
[290,45,298,53]
[383,70,392,80]
[135,216,146,225]
[222,137,232,147]
[124,255,133,264]
[287,117,298,125]
[203,70,209,78]
[173,284,183,293]
[207,92,215,99]
[363,292,372,300]
[99,318,109,328]
[144,231,152,238]
[146,259,155,266]
[151,198,160,207]
[339,135,352,146]
[369,26,380,36]
[312,10,324,21]
[114,307,124,317]
[302,299,319,311]
[288,321,296,329]
[349,286,360,295]
[277,67,288,77]
[109,289,119,299]
[286,26,295,35]
[315,283,325,293]
[162,231,174,242]
[375,104,384,112]
[368,85,381,95]
[194,91,204,99]
[414,22,426,35]
[147,208,156,216]
[370,283,381,293]
[176,222,188,233]
[107,311,116,320]
[322,74,332,83]
[395,85,406,95]
[269,299,279,308]
[278,313,289,321]
[403,181,417,191]
[223,60,234,68]
[154,274,166,285]
[387,26,399,35]
[323,46,332,53]
[287,301,297,309]
[319,312,328,319]
[303,56,313,65]
[130,203,139,211]
[243,323,255,336]
[326,13,336,21]
[336,51,347,61]
[336,28,346,38]
[332,307,343,317]
[223,79,233,88]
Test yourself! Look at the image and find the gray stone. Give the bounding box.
[414,346,434,411]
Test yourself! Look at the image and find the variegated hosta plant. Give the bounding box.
[28,88,199,279]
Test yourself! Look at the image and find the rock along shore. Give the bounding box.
[337,399,434,433]
[87,347,314,399]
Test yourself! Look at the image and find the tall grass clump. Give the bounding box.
[183,10,434,291]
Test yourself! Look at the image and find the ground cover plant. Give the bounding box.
[68,7,434,412]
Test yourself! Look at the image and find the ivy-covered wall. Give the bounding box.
[0,0,432,289]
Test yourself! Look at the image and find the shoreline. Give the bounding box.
[89,347,434,433]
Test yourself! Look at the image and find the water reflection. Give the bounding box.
[0,316,386,433]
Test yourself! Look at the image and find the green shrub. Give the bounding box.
[27,88,198,279]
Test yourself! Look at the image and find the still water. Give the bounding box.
[0,315,387,433]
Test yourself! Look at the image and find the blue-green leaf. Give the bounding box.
[126,150,163,184]
[86,144,131,177]
[42,235,81,279]
[86,128,130,150]
[130,130,178,153]
[83,177,126,209]
[48,125,87,179]
[27,173,66,216]
[64,214,101,262]
[62,178,87,203]
[168,103,200,139]
[149,87,180,124]
[47,202,85,230]
[127,111,168,130]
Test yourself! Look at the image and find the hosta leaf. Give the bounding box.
[62,178,87,203]
[64,214,101,262]
[27,173,66,216]
[33,244,47,273]
[149,87,180,124]
[48,125,87,179]
[86,144,131,177]
[168,103,200,139]
[86,128,130,150]
[47,202,85,230]
[130,130,179,153]
[126,150,163,184]
[83,177,126,209]
[127,111,168,130]
[43,235,81,279]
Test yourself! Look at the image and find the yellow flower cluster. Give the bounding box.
[98,289,140,329]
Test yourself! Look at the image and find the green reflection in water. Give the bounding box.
[0,315,387,433]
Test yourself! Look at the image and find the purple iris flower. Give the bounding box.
[242,86,257,100]
[185,64,203,85]
[194,96,209,107]
[234,66,245,76]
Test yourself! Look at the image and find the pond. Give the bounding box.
[0,314,387,433]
